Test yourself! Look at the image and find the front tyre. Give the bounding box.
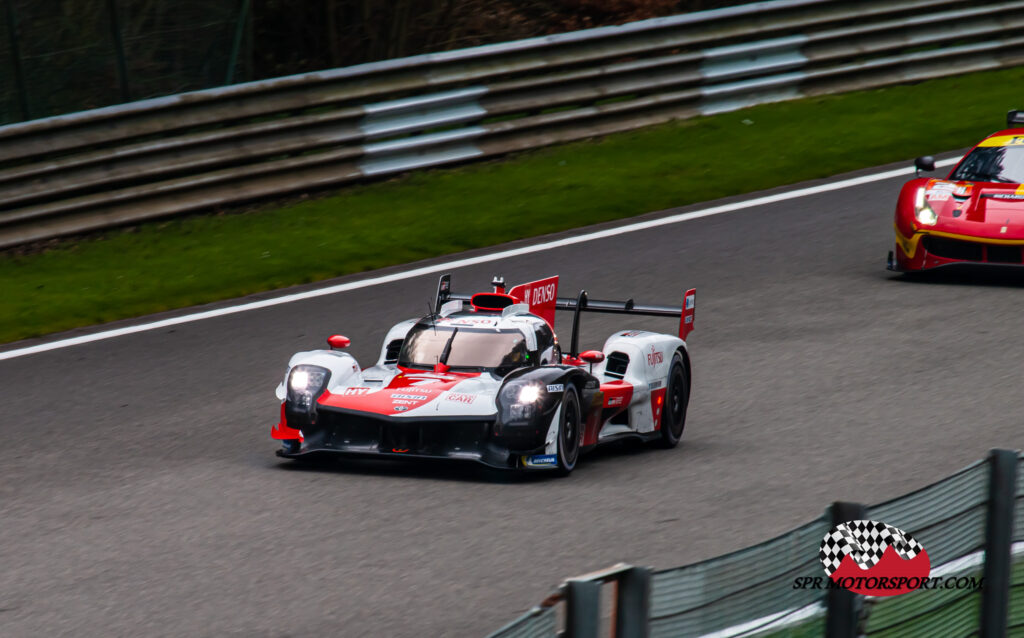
[556,385,582,475]
[656,354,689,448]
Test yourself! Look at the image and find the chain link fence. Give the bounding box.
[0,0,249,125]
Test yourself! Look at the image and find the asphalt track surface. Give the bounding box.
[2,156,1022,637]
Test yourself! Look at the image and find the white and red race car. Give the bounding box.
[272,274,695,474]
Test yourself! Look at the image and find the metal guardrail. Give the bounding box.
[1,0,1023,249]
[489,449,1021,638]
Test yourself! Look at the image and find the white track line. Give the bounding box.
[0,158,959,361]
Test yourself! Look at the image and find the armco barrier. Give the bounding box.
[488,449,1021,638]
[2,0,1024,248]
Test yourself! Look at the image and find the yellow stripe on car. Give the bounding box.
[895,225,1024,259]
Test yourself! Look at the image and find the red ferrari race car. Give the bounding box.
[889,110,1024,272]
[271,274,696,475]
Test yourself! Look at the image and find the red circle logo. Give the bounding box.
[819,520,931,596]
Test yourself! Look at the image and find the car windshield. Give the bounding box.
[950,145,1024,184]
[398,324,529,373]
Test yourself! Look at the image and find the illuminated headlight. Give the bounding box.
[518,384,542,403]
[287,365,330,410]
[499,382,545,421]
[914,187,938,226]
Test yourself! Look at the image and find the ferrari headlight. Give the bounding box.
[287,365,330,410]
[914,187,938,226]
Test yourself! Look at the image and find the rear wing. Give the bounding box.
[434,274,695,357]
[555,289,695,357]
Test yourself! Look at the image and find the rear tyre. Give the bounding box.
[555,385,582,476]
[656,355,689,449]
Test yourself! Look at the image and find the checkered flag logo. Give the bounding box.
[819,520,924,577]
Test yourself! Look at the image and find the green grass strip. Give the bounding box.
[3,66,1024,344]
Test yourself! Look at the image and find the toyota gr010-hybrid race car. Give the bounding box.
[271,274,696,475]
[889,110,1024,271]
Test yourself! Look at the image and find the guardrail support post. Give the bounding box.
[980,448,1018,638]
[826,501,866,638]
[613,566,651,638]
[565,579,601,638]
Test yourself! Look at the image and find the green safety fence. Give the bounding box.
[489,449,1022,638]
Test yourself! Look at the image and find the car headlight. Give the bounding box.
[499,381,546,421]
[287,365,330,410]
[914,187,938,226]
[518,384,542,403]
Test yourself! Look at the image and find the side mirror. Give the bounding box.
[579,350,605,364]
[914,156,935,177]
[327,334,350,350]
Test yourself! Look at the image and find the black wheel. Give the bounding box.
[656,355,689,448]
[556,385,582,475]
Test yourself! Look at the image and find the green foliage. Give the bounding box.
[2,66,1022,344]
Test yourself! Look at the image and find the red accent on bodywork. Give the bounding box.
[561,354,585,367]
[470,292,516,311]
[327,334,350,349]
[600,380,633,409]
[650,388,667,431]
[680,289,695,340]
[317,369,479,415]
[508,275,559,328]
[271,403,303,440]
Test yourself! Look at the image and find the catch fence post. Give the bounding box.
[613,566,651,638]
[980,448,1018,638]
[565,579,601,638]
[826,501,866,638]
[2,0,29,120]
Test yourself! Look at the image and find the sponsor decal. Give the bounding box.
[925,190,951,201]
[523,454,557,467]
[648,380,663,390]
[684,316,693,324]
[989,194,1024,200]
[646,345,664,367]
[391,393,429,400]
[619,330,646,337]
[546,384,564,392]
[685,294,695,310]
[446,392,475,404]
[928,180,955,191]
[522,283,556,306]
[391,399,417,405]
[606,396,624,407]
[438,316,499,326]
[393,405,409,412]
[1010,136,1024,146]
[818,520,931,596]
[342,387,372,395]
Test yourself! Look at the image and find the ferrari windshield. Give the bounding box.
[950,145,1024,184]
[398,324,528,373]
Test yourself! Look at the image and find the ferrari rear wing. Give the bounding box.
[434,274,695,357]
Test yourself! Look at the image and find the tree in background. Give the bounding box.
[0,0,750,124]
